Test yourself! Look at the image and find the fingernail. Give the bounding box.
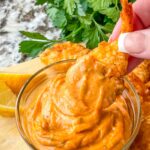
[118,33,129,53]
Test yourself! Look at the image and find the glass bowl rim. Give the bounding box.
[15,59,141,150]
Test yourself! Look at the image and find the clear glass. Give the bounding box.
[15,60,141,150]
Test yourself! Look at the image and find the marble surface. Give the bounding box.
[0,0,60,67]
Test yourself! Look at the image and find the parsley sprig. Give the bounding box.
[19,0,135,57]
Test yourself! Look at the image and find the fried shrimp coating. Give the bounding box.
[130,94,150,150]
[133,60,150,83]
[128,61,150,150]
[40,42,89,65]
[91,0,133,77]
[130,113,150,150]
[127,60,150,101]
[120,0,133,33]
[91,41,128,77]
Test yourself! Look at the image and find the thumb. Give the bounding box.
[118,28,150,59]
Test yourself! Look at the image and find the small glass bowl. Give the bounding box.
[15,60,141,150]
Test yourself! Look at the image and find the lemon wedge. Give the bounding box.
[0,81,16,117]
[0,58,45,94]
[0,73,31,94]
[0,58,45,117]
[0,57,44,74]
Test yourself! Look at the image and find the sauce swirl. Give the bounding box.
[22,55,132,150]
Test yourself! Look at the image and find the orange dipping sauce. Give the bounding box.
[21,56,133,150]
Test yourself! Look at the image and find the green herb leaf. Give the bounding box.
[76,2,86,16]
[36,0,48,5]
[19,41,50,56]
[78,15,92,26]
[99,7,120,22]
[64,0,76,15]
[53,10,67,28]
[53,0,64,6]
[19,0,135,57]
[88,0,113,11]
[20,31,48,40]
[102,22,115,32]
[93,20,109,41]
[98,28,109,41]
[66,21,79,32]
[80,0,89,12]
[82,27,100,49]
[47,6,67,28]
[46,6,58,20]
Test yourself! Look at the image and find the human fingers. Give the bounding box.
[109,19,121,42]
[109,0,150,42]
[118,28,150,59]
[133,0,150,28]
[109,12,144,42]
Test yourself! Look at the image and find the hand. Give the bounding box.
[118,28,150,59]
[109,0,150,72]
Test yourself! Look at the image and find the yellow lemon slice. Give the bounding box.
[0,58,45,117]
[0,57,44,74]
[0,58,45,94]
[0,73,31,94]
[0,81,16,117]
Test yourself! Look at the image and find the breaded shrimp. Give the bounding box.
[132,60,150,83]
[91,0,133,77]
[40,42,89,65]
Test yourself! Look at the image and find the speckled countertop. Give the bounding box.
[0,0,60,67]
